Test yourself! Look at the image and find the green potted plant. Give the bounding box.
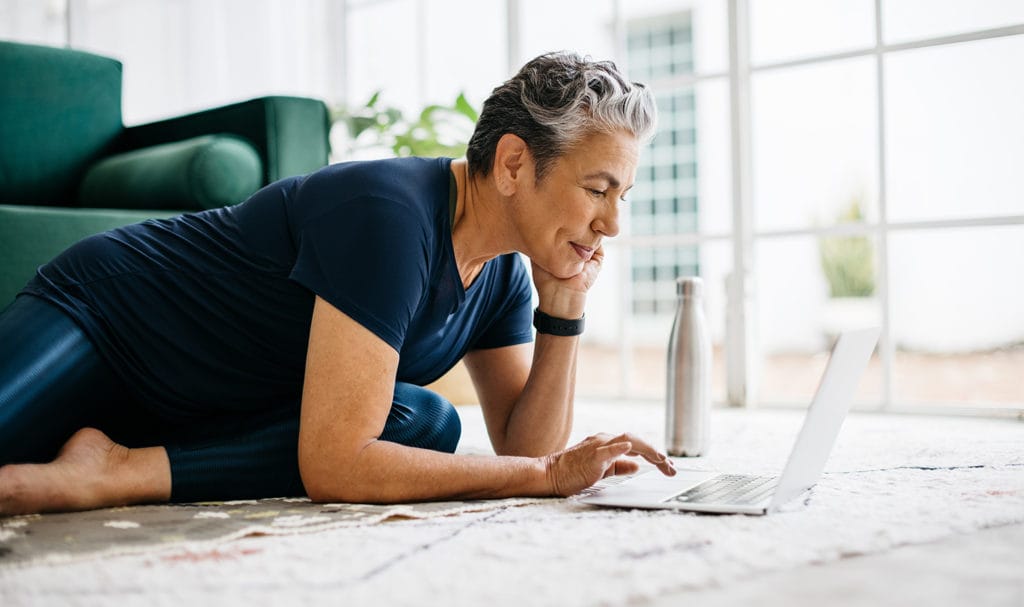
[818,198,878,340]
[330,91,479,160]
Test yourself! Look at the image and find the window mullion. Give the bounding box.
[727,0,758,407]
[874,0,894,411]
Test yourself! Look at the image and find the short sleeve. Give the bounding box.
[472,254,535,350]
[289,196,429,353]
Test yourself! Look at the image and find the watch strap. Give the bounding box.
[533,307,585,336]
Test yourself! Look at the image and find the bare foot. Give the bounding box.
[0,428,170,516]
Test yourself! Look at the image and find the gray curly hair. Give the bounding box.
[466,51,658,182]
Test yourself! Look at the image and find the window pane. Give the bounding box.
[627,14,696,86]
[422,0,505,107]
[755,235,883,406]
[889,226,1024,407]
[348,0,420,115]
[578,242,731,403]
[693,78,734,236]
[519,0,616,65]
[626,13,733,238]
[626,78,733,236]
[68,0,338,125]
[883,0,1024,44]
[627,83,732,237]
[624,0,729,75]
[885,36,1024,222]
[62,0,189,123]
[750,0,874,65]
[752,58,879,232]
[632,88,699,237]
[0,0,66,46]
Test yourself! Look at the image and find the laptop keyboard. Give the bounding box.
[669,474,777,505]
[578,473,634,498]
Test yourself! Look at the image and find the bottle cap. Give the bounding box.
[676,276,703,297]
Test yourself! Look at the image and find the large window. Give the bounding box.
[575,0,1024,414]
[745,0,1024,413]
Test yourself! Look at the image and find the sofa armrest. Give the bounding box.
[118,96,330,183]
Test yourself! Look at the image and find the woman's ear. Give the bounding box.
[493,133,530,196]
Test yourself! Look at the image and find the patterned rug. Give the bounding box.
[1,403,1022,606]
[0,496,549,568]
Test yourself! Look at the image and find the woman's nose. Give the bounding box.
[592,203,620,238]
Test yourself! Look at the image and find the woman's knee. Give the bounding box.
[384,383,461,453]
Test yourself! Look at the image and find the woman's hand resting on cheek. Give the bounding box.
[542,432,677,497]
[531,246,605,320]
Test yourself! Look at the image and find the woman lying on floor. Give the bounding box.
[0,51,676,515]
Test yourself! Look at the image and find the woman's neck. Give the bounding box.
[449,159,517,289]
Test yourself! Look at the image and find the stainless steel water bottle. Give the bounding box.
[666,276,712,456]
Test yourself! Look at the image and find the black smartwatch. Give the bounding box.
[533,307,585,336]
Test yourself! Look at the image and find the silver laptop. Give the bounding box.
[579,327,880,515]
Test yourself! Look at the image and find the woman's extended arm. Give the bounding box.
[297,296,672,503]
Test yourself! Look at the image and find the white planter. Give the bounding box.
[822,296,879,344]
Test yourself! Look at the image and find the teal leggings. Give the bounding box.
[0,295,462,502]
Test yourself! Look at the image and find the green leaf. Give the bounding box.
[417,104,445,124]
[348,116,377,138]
[454,93,479,122]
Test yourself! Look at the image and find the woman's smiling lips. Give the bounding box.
[570,242,596,261]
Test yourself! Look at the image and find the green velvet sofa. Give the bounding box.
[0,40,331,307]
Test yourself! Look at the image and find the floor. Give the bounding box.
[554,400,1024,606]
[654,522,1024,606]
[1,401,1021,606]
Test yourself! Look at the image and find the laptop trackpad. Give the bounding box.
[583,470,717,505]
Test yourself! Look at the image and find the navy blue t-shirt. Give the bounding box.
[23,157,533,421]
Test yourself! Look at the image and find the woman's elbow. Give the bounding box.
[302,475,380,504]
[298,443,350,502]
[301,464,364,503]
[302,478,334,503]
[299,455,333,502]
[298,442,375,503]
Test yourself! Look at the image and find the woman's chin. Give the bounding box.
[530,255,585,279]
[558,261,586,279]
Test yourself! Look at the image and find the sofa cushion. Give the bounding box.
[78,135,263,211]
[0,41,123,206]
